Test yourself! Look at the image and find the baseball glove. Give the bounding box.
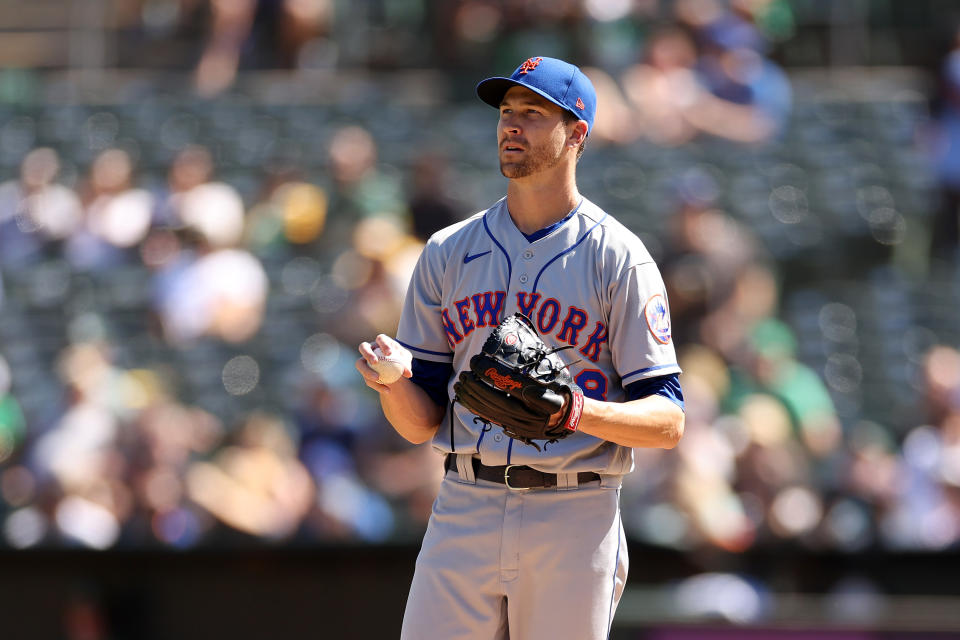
[453,313,584,450]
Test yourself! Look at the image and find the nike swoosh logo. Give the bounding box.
[463,250,492,264]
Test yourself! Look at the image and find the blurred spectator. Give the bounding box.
[149,146,268,345]
[180,181,248,248]
[0,355,25,466]
[126,394,224,547]
[885,420,960,549]
[362,443,444,536]
[0,147,82,269]
[612,0,791,147]
[406,151,463,242]
[29,341,139,548]
[193,0,257,97]
[682,0,791,142]
[929,25,960,263]
[155,145,215,227]
[245,173,329,256]
[161,147,247,247]
[292,377,402,541]
[672,572,771,623]
[659,168,764,347]
[730,319,842,457]
[185,412,314,540]
[675,408,757,551]
[687,24,792,143]
[698,262,780,363]
[193,0,335,96]
[321,216,423,347]
[922,345,960,424]
[619,27,704,147]
[735,394,819,540]
[843,421,902,546]
[900,344,960,550]
[65,148,154,271]
[327,125,405,222]
[434,0,585,72]
[151,227,269,345]
[729,0,795,46]
[581,65,643,146]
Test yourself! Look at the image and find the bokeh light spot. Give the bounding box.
[222,355,260,396]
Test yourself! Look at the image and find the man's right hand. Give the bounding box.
[356,334,414,394]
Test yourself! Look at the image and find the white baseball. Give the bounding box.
[371,346,405,384]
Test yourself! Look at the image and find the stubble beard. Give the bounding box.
[499,138,564,179]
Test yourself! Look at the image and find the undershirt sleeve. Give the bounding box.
[624,373,684,410]
[410,357,454,409]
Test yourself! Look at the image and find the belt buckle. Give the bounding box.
[503,465,531,491]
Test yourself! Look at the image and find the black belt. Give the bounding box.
[445,455,601,490]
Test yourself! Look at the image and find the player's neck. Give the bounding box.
[505,171,580,236]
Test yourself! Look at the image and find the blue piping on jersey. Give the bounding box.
[449,399,456,452]
[483,209,512,321]
[475,427,487,452]
[623,363,679,379]
[605,489,622,640]
[532,207,606,292]
[506,437,514,464]
[397,340,452,358]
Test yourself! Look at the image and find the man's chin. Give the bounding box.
[500,162,532,179]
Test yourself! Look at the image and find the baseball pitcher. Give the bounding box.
[356,56,685,640]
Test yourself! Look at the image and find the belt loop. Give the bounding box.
[455,453,477,484]
[599,474,623,489]
[555,472,579,491]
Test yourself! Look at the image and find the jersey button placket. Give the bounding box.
[518,274,528,284]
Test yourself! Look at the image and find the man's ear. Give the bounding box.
[568,120,588,147]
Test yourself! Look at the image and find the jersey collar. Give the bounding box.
[517,199,584,243]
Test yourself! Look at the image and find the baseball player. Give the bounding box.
[356,56,685,640]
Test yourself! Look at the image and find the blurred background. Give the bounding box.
[3,0,960,637]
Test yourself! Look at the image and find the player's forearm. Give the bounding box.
[575,394,684,449]
[379,378,445,445]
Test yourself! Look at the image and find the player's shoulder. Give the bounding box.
[424,209,486,247]
[577,198,654,266]
[424,197,507,247]
[418,201,499,268]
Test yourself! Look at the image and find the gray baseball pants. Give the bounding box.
[400,454,628,640]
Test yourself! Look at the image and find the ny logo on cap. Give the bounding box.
[518,57,543,75]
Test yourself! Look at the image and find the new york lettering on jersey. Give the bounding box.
[442,289,610,399]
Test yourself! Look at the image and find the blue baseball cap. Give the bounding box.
[476,56,597,134]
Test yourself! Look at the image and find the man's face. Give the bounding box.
[497,86,570,179]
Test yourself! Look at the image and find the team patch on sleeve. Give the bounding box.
[644,294,672,344]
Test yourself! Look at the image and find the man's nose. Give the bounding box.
[500,115,521,134]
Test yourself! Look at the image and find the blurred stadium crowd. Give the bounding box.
[2,0,960,559]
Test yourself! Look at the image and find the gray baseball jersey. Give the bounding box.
[397,196,680,476]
